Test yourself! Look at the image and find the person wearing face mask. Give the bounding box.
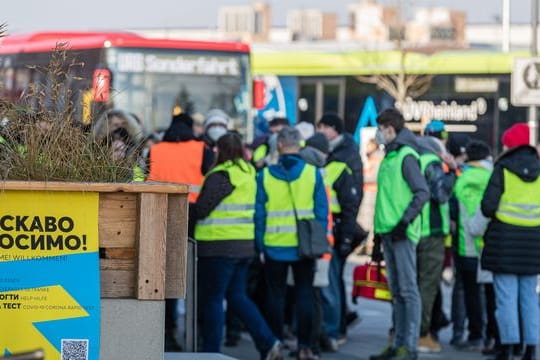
[370,109,429,360]
[203,109,230,148]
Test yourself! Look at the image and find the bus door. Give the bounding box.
[298,78,345,124]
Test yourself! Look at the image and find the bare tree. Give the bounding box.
[357,50,433,104]
[356,1,433,105]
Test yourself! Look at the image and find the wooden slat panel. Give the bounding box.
[101,247,136,259]
[137,193,168,300]
[99,193,137,248]
[0,181,189,193]
[165,193,188,298]
[100,258,136,271]
[101,270,136,298]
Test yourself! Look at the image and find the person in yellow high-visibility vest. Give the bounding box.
[255,126,328,360]
[194,132,282,359]
[481,123,540,360]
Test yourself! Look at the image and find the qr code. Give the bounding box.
[61,339,89,360]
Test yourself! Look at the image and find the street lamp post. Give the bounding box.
[530,0,539,146]
[502,0,510,52]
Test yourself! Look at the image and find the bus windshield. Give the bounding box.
[107,48,251,137]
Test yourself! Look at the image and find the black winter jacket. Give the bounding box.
[329,162,358,241]
[327,133,364,208]
[481,145,540,275]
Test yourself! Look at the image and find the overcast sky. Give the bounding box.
[2,0,534,34]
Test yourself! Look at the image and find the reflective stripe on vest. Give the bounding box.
[454,165,491,257]
[147,140,205,203]
[325,161,351,214]
[419,152,450,237]
[496,168,540,227]
[375,145,422,244]
[267,209,313,218]
[194,160,256,241]
[262,164,317,248]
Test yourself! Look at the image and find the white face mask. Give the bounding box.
[207,126,227,142]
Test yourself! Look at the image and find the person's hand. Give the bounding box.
[338,238,353,257]
[259,252,266,264]
[372,234,383,262]
[440,152,457,170]
[391,220,408,241]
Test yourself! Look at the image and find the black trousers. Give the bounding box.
[455,256,483,341]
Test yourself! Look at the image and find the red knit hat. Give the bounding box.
[502,123,530,148]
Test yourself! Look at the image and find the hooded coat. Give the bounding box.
[92,109,144,144]
[416,136,457,236]
[481,145,540,275]
[382,128,430,226]
[327,133,364,208]
[255,154,328,261]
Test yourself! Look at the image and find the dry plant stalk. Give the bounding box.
[0,43,140,182]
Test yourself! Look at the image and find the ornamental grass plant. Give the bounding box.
[0,37,140,183]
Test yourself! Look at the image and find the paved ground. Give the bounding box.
[169,253,492,360]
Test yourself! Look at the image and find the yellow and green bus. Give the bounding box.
[251,48,529,151]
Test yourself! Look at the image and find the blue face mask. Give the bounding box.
[207,126,227,142]
[375,129,386,145]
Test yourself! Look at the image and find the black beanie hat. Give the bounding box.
[466,140,491,161]
[318,113,344,134]
[447,133,470,157]
[171,113,193,128]
[305,133,330,154]
[163,113,194,142]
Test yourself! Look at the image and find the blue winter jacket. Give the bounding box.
[255,154,328,261]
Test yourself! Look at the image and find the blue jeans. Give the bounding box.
[383,236,421,352]
[321,250,342,338]
[264,258,315,349]
[198,257,277,354]
[493,273,539,345]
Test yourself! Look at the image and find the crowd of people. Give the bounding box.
[100,105,540,360]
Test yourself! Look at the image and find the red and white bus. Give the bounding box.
[0,31,252,139]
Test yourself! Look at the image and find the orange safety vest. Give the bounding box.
[147,140,205,203]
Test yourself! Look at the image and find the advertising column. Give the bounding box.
[0,191,100,360]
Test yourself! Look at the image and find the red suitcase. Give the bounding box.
[352,262,392,302]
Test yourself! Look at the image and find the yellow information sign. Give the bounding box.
[0,191,100,360]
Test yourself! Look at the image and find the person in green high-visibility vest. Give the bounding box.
[453,140,493,352]
[481,123,540,360]
[193,132,283,359]
[415,135,457,354]
[370,109,429,360]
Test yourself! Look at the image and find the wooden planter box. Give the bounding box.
[0,181,190,360]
